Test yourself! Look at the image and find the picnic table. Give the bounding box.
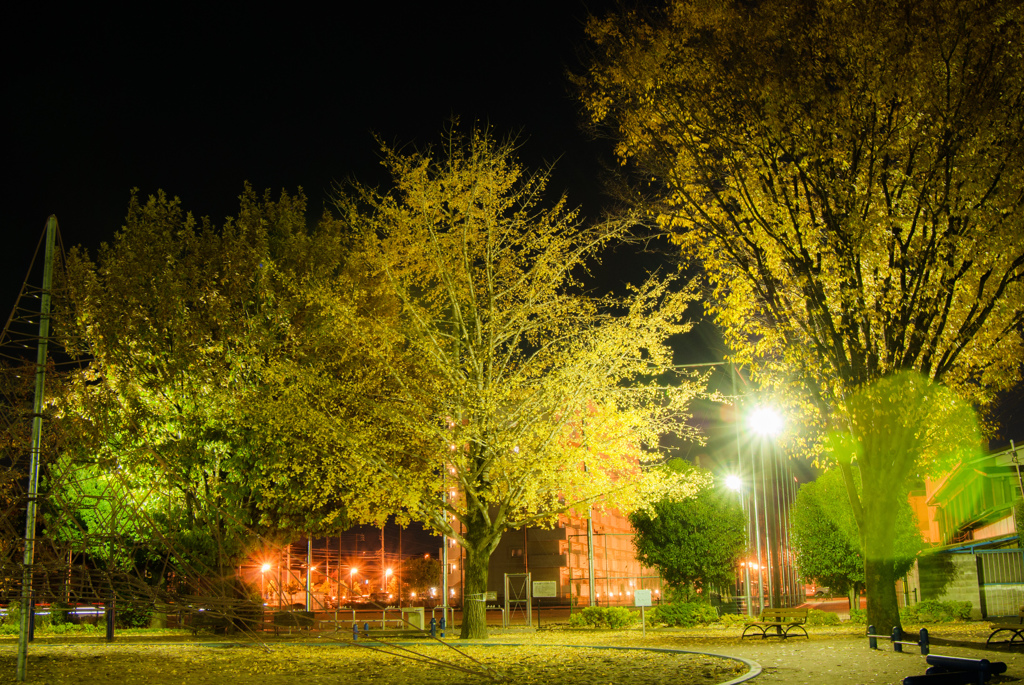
[742,607,809,639]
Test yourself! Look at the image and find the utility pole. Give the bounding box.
[17,217,57,682]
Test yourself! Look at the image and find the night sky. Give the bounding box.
[5,2,1020,460]
[6,2,627,311]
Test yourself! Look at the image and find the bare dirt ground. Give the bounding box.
[2,622,1023,684]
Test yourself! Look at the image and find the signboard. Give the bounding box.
[486,591,497,601]
[532,580,558,598]
[634,589,652,607]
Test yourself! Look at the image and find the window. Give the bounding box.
[510,547,524,558]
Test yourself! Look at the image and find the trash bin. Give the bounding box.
[401,607,425,630]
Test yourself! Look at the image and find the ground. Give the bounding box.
[2,623,1023,684]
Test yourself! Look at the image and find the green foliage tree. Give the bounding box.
[401,556,442,601]
[290,128,709,639]
[58,186,352,576]
[790,467,922,608]
[629,460,745,600]
[578,0,1024,632]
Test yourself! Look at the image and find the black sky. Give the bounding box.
[5,2,1020,452]
[6,3,624,305]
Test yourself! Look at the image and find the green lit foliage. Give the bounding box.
[805,609,841,627]
[900,600,972,624]
[569,606,640,629]
[57,186,352,574]
[579,0,1024,633]
[400,556,442,601]
[649,600,719,627]
[790,467,922,601]
[287,128,709,638]
[629,460,745,598]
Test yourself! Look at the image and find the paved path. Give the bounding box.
[696,635,1024,684]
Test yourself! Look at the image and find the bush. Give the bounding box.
[718,612,747,627]
[568,606,639,629]
[115,601,155,629]
[650,601,720,627]
[49,602,71,626]
[806,609,840,626]
[847,608,867,625]
[900,600,972,624]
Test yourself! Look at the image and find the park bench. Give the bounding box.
[742,607,809,639]
[986,605,1024,647]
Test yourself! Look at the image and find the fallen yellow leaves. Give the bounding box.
[0,642,743,685]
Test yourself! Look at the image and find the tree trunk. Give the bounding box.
[862,489,902,634]
[459,537,492,639]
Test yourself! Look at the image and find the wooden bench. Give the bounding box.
[742,607,809,639]
[986,606,1024,647]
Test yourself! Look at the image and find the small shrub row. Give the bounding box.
[900,601,972,624]
[650,602,719,627]
[806,609,841,626]
[847,608,867,625]
[568,606,639,629]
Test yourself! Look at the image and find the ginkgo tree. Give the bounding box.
[281,128,709,639]
[579,0,1024,633]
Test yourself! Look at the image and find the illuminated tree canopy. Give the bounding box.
[278,129,709,638]
[579,0,1024,632]
[59,187,354,574]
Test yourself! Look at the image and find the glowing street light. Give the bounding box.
[260,562,271,600]
[724,474,742,492]
[749,407,783,437]
[350,567,358,597]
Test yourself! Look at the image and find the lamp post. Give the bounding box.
[725,474,754,616]
[261,563,271,601]
[350,567,358,599]
[750,406,785,607]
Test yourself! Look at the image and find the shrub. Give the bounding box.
[568,606,639,629]
[2,603,20,628]
[806,609,840,626]
[651,601,720,627]
[900,600,972,624]
[49,602,71,626]
[718,612,747,627]
[115,601,155,629]
[847,608,867,625]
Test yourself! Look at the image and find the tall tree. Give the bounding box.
[629,460,746,600]
[790,467,922,609]
[578,0,1024,632]
[294,129,708,638]
[59,187,352,576]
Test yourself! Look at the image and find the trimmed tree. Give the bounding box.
[629,460,746,601]
[790,467,922,609]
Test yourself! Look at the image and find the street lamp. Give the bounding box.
[261,563,271,601]
[749,407,783,437]
[350,567,358,598]
[749,406,789,607]
[724,475,753,616]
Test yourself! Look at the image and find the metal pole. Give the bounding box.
[751,438,765,612]
[732,368,754,616]
[17,216,57,682]
[760,438,775,607]
[306,538,312,611]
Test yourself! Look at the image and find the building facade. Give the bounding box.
[904,443,1024,618]
[445,509,663,606]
